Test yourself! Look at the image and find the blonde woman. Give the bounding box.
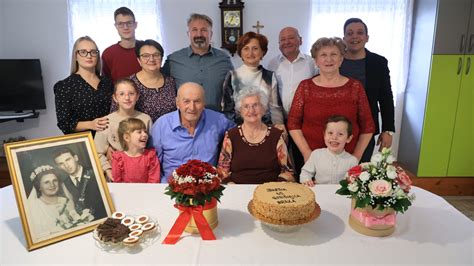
[54,36,113,135]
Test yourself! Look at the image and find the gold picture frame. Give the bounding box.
[4,132,115,251]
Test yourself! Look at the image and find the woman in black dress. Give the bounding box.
[54,36,113,135]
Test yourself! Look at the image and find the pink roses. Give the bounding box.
[368,180,392,197]
[337,148,415,213]
[396,166,412,192]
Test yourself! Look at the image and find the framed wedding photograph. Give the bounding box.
[4,132,115,251]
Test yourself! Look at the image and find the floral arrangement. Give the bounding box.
[165,159,225,207]
[336,148,415,213]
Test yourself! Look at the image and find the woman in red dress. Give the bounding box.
[287,37,375,163]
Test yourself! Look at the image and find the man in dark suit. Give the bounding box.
[53,147,107,220]
[340,18,395,162]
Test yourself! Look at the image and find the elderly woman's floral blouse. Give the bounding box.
[217,125,294,184]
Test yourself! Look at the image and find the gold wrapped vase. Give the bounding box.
[348,199,396,237]
[183,199,218,234]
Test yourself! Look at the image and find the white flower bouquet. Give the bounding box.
[336,148,415,213]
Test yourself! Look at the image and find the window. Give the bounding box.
[309,0,414,101]
[68,0,162,57]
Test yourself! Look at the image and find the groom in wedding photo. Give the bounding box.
[53,147,107,220]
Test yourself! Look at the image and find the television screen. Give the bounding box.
[0,59,46,112]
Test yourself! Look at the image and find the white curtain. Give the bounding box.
[309,0,414,157]
[68,0,163,55]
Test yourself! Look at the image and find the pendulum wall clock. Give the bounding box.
[219,0,245,56]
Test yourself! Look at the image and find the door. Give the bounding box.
[433,0,472,54]
[447,55,474,176]
[418,55,463,176]
[467,0,474,55]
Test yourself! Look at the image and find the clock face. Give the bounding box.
[223,10,240,28]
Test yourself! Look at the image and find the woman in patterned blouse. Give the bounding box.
[287,37,375,162]
[218,87,294,184]
[54,36,113,135]
[111,39,177,122]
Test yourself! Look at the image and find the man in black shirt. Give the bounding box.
[340,18,395,162]
[53,147,107,220]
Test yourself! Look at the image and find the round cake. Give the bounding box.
[250,182,319,225]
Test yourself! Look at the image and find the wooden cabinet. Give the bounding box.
[418,0,474,177]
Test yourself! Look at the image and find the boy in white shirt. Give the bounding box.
[300,115,358,186]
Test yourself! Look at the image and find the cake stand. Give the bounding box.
[247,200,321,233]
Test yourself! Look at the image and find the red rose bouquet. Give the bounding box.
[336,148,415,213]
[165,159,225,207]
[163,160,224,244]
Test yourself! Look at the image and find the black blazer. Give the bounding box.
[365,49,395,135]
[63,168,107,220]
[342,49,395,135]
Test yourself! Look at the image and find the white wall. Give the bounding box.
[0,0,313,142]
[160,0,312,67]
[0,0,312,142]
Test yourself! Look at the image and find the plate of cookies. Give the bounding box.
[92,211,160,253]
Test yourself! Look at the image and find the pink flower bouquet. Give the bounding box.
[336,148,415,213]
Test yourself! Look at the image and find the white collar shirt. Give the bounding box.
[69,165,84,186]
[300,148,358,184]
[267,52,318,116]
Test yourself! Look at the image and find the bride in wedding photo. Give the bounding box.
[26,165,94,241]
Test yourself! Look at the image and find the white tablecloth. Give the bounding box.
[1,184,472,265]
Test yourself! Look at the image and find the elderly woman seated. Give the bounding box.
[217,87,294,184]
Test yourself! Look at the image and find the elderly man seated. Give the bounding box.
[151,82,235,183]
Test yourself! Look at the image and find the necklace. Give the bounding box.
[239,124,270,146]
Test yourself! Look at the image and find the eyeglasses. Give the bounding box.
[76,49,99,57]
[115,21,135,28]
[241,103,262,111]
[139,53,162,61]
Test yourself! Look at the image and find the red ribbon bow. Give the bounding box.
[162,199,217,244]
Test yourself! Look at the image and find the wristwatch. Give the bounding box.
[384,131,394,136]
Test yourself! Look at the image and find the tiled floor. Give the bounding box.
[443,196,474,221]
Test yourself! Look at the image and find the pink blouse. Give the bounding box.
[112,148,160,183]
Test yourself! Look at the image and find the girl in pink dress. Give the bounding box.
[112,118,160,183]
[94,79,152,181]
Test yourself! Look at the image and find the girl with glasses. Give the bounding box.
[54,36,113,136]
